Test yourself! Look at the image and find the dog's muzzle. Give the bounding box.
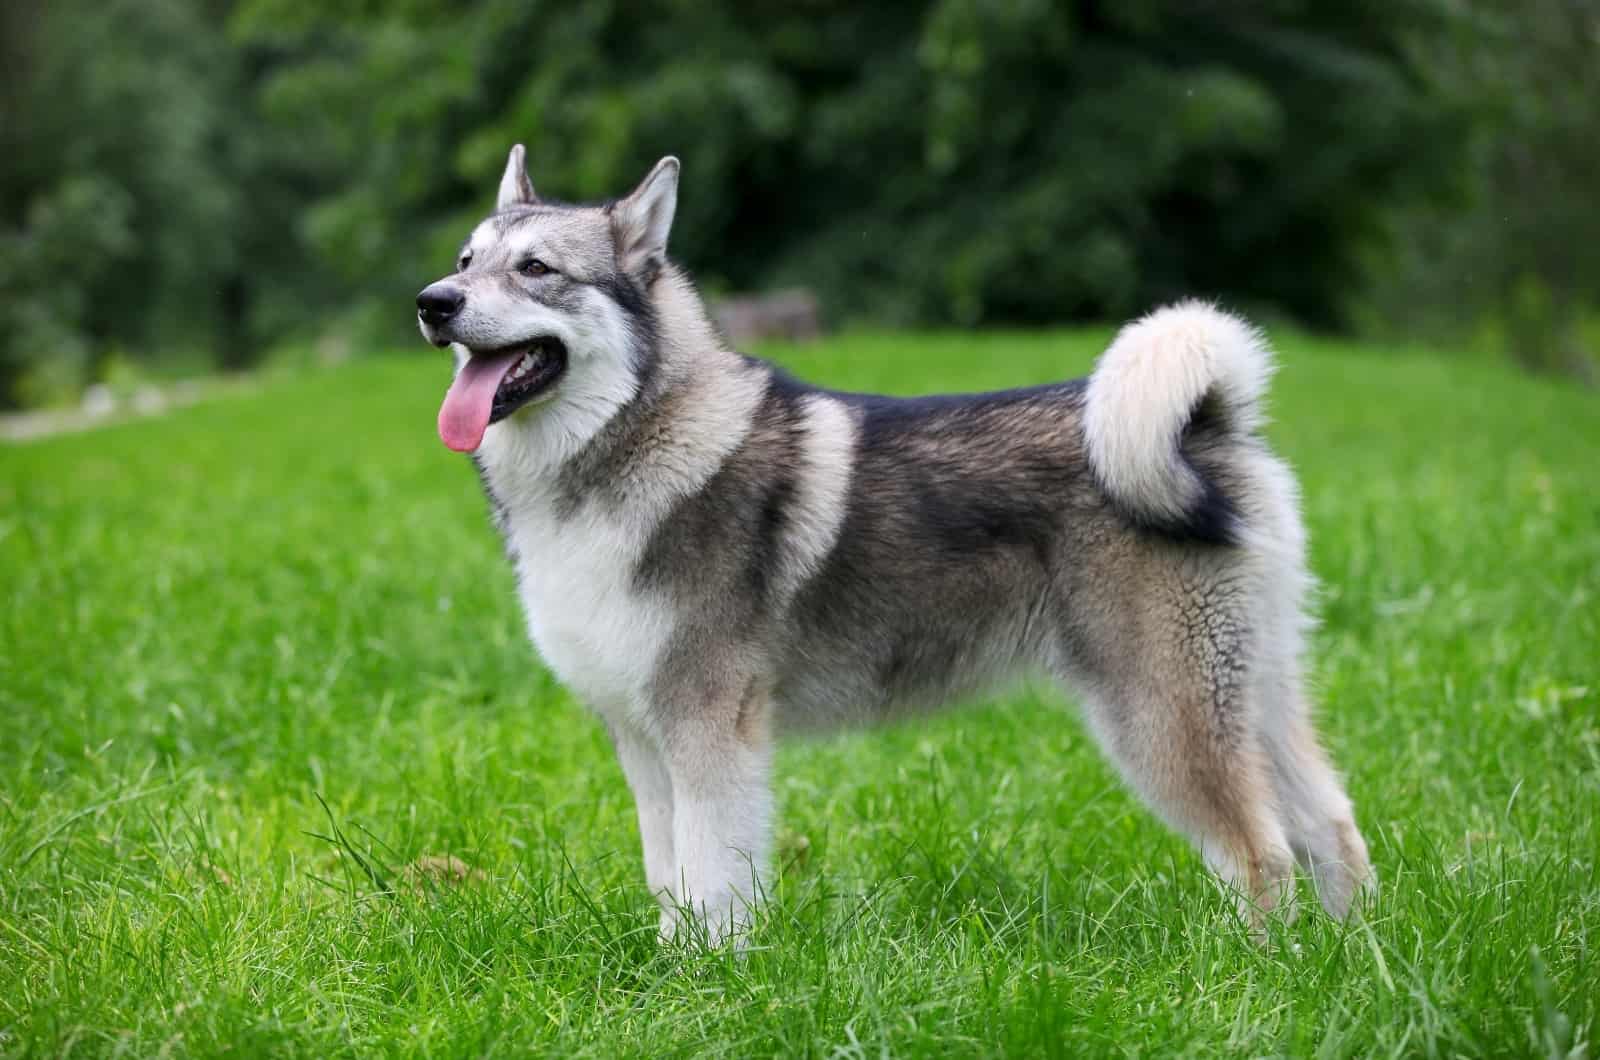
[417,283,464,327]
[417,283,464,348]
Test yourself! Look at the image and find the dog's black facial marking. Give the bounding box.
[593,265,660,385]
[594,270,650,320]
[625,288,662,393]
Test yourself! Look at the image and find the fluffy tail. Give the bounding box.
[1083,300,1273,544]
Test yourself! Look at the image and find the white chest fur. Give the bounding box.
[472,336,769,720]
[499,491,674,718]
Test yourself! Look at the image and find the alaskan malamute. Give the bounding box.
[415,147,1375,944]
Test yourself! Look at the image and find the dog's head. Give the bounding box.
[417,146,678,453]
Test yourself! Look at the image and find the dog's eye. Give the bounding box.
[456,252,472,272]
[520,258,552,277]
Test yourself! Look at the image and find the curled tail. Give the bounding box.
[1084,300,1273,544]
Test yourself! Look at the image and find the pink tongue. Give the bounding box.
[437,350,523,452]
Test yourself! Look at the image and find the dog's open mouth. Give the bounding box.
[437,338,568,452]
[488,340,567,423]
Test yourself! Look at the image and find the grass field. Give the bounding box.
[3,330,1598,1057]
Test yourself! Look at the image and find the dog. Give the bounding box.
[415,146,1375,944]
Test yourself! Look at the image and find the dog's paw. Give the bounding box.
[656,908,680,945]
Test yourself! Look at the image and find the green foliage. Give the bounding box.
[0,0,324,405]
[236,0,1463,333]
[7,1,1598,406]
[0,175,133,406]
[3,330,1598,1054]
[1358,0,1600,380]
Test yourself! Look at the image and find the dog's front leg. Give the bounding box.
[609,723,678,940]
[657,689,774,947]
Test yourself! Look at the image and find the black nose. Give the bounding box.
[416,285,464,325]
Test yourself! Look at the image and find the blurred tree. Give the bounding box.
[1360,0,1599,381]
[5,0,1544,406]
[3,0,225,403]
[0,0,322,405]
[235,0,1465,334]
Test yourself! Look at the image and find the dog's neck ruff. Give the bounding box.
[473,265,765,520]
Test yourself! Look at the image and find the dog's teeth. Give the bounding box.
[500,347,551,391]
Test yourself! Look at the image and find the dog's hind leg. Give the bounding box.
[1081,682,1297,935]
[1237,455,1375,919]
[1258,690,1375,919]
[1064,567,1297,935]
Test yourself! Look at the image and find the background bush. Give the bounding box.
[2,0,1595,407]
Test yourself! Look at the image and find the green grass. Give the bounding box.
[2,330,1597,1057]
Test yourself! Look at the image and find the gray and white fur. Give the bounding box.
[415,147,1376,944]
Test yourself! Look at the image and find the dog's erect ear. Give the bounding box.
[497,144,536,210]
[610,156,679,279]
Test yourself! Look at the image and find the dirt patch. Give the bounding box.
[0,378,253,442]
[400,855,486,895]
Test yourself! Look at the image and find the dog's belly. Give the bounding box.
[768,557,1058,730]
[506,505,672,718]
